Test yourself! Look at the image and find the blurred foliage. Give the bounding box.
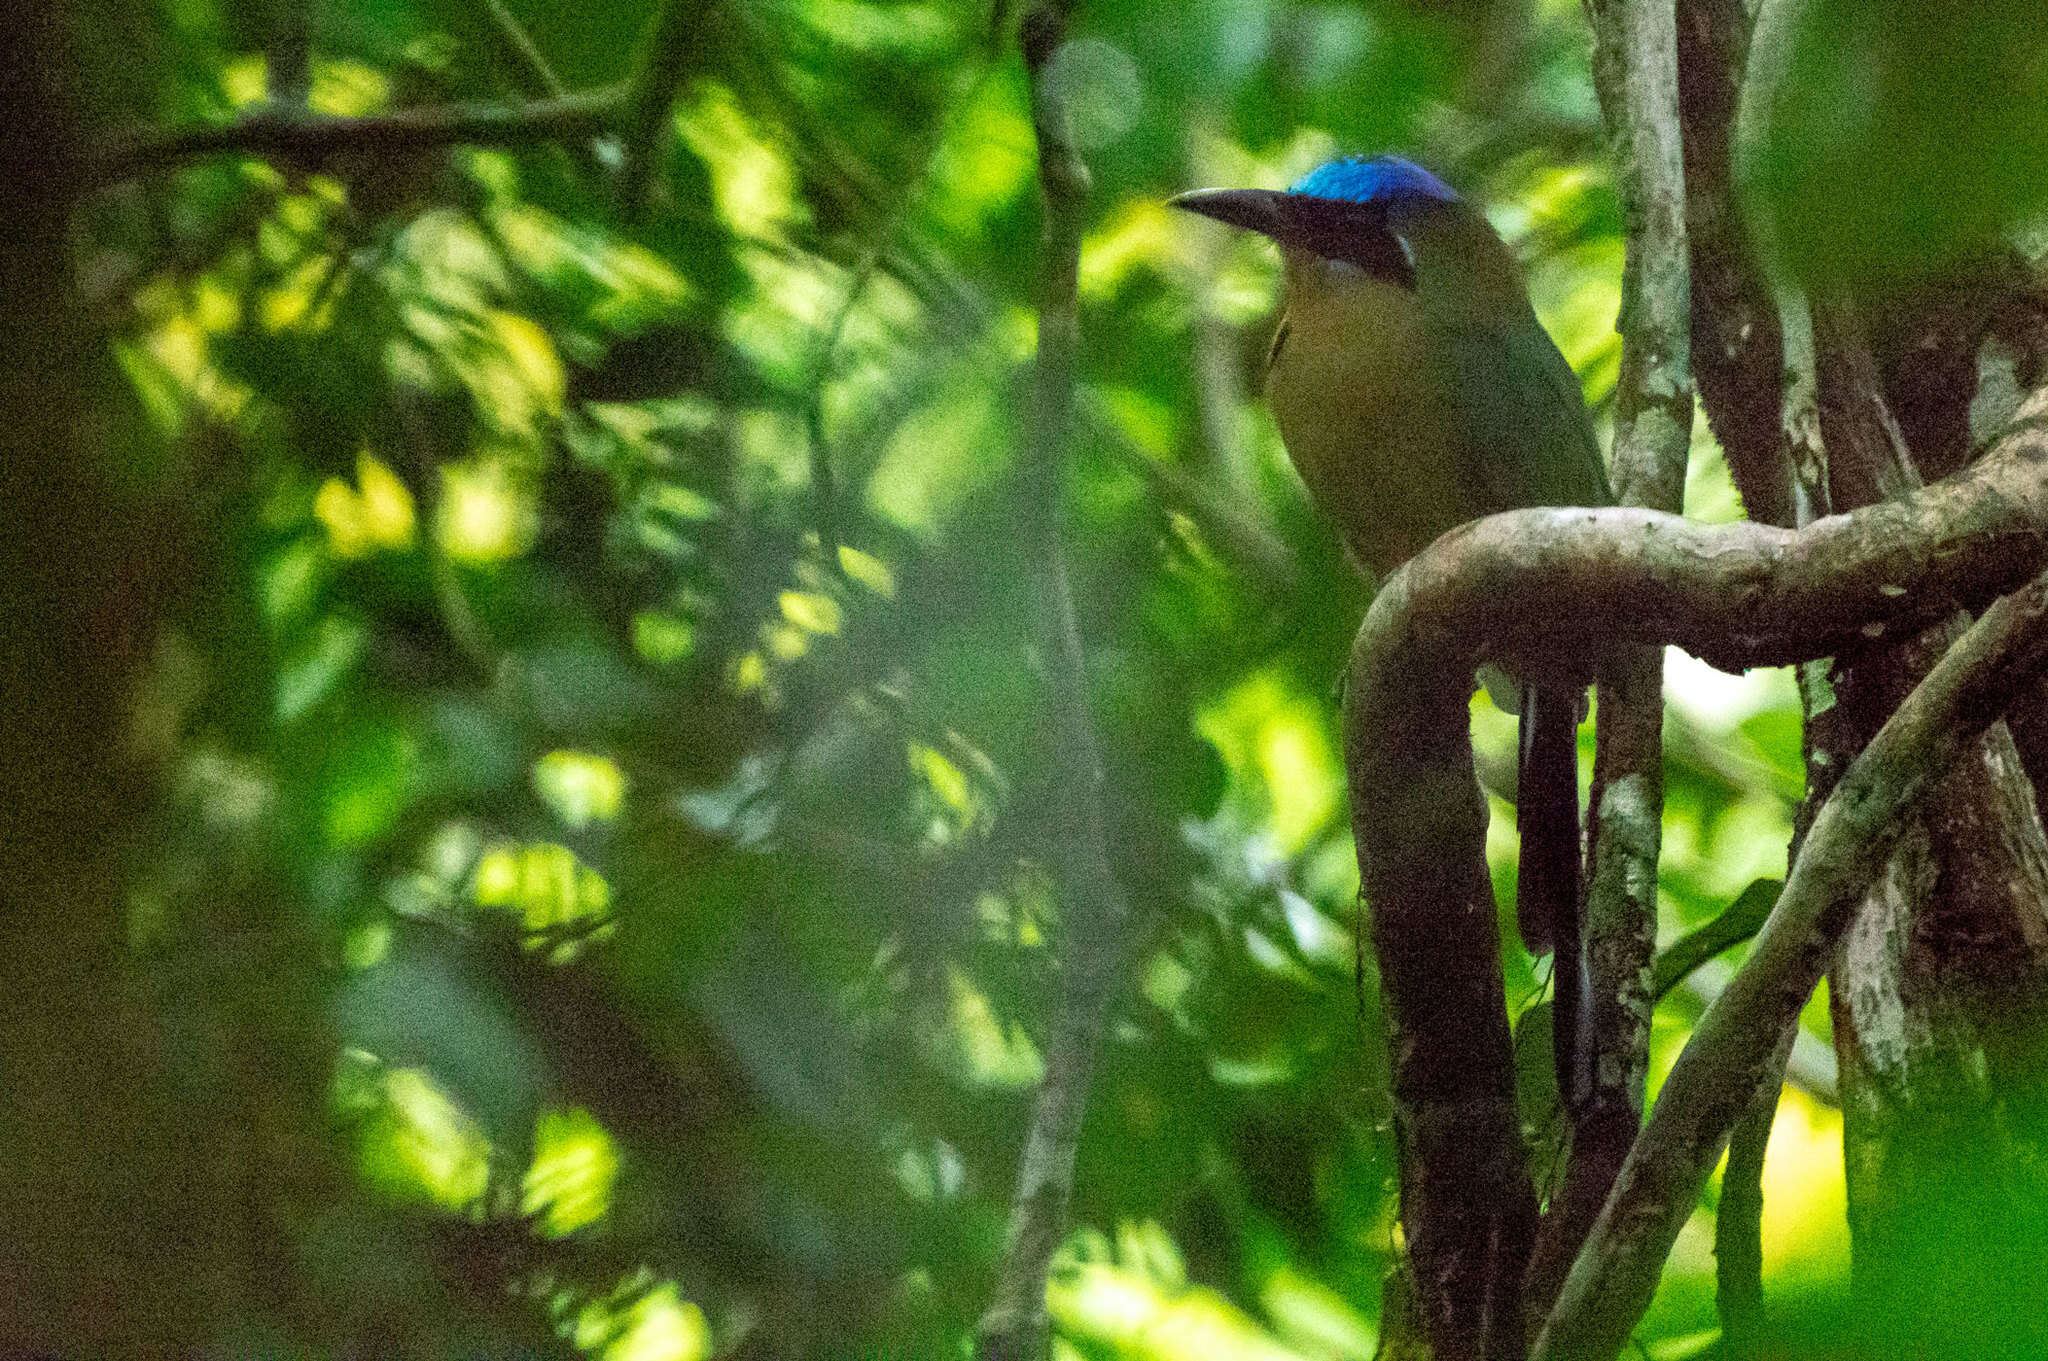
[1744,0,2048,289]
[64,0,2041,1352]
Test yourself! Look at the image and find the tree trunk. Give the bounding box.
[0,5,253,1348]
[1816,299,2048,1356]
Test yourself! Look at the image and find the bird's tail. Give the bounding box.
[1519,683,1588,1110]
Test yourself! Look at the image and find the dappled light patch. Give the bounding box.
[1049,1222,1328,1360]
[436,455,538,562]
[533,750,628,828]
[676,83,805,243]
[1197,669,1343,856]
[924,964,1044,1089]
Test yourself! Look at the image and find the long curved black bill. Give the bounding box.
[1170,186,1413,283]
[1167,187,1293,238]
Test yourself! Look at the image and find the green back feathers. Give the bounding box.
[1400,203,1612,515]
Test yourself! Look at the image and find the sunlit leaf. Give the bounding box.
[1259,1265,1377,1360]
[473,840,612,944]
[836,544,895,598]
[488,310,567,418]
[309,59,390,117]
[1197,670,1342,855]
[677,83,803,241]
[632,610,696,665]
[523,1106,619,1237]
[1049,1244,1318,1360]
[316,453,418,558]
[1758,1089,1850,1292]
[778,589,842,636]
[928,966,1042,1088]
[355,1067,491,1210]
[532,750,628,828]
[578,1281,712,1361]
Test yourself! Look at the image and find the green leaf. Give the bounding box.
[1652,878,1784,1002]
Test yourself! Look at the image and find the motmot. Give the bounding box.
[1172,155,1611,1108]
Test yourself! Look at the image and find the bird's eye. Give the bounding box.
[1394,235,1416,271]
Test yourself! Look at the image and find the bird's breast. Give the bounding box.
[1264,264,1485,580]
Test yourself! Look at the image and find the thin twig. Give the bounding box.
[480,0,567,98]
[89,87,626,187]
[1534,564,2048,1359]
[976,9,1135,1360]
[268,0,312,110]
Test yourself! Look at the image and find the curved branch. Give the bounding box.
[1347,389,2048,1359]
[1379,392,2048,680]
[1533,563,2048,1359]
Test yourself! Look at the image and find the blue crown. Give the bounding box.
[1288,155,1458,206]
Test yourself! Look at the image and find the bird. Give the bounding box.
[1171,154,1611,1110]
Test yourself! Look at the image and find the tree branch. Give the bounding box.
[89,87,626,187]
[1347,387,2048,1359]
[1585,0,1694,517]
[1676,0,1793,527]
[617,0,709,220]
[1809,275,2048,1357]
[1533,561,2048,1359]
[1529,0,1696,1322]
[1398,393,2048,679]
[1714,1021,1793,1359]
[1346,624,1532,1359]
[1703,285,1837,1352]
[977,9,1133,1360]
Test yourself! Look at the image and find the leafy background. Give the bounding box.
[57,0,1898,1354]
